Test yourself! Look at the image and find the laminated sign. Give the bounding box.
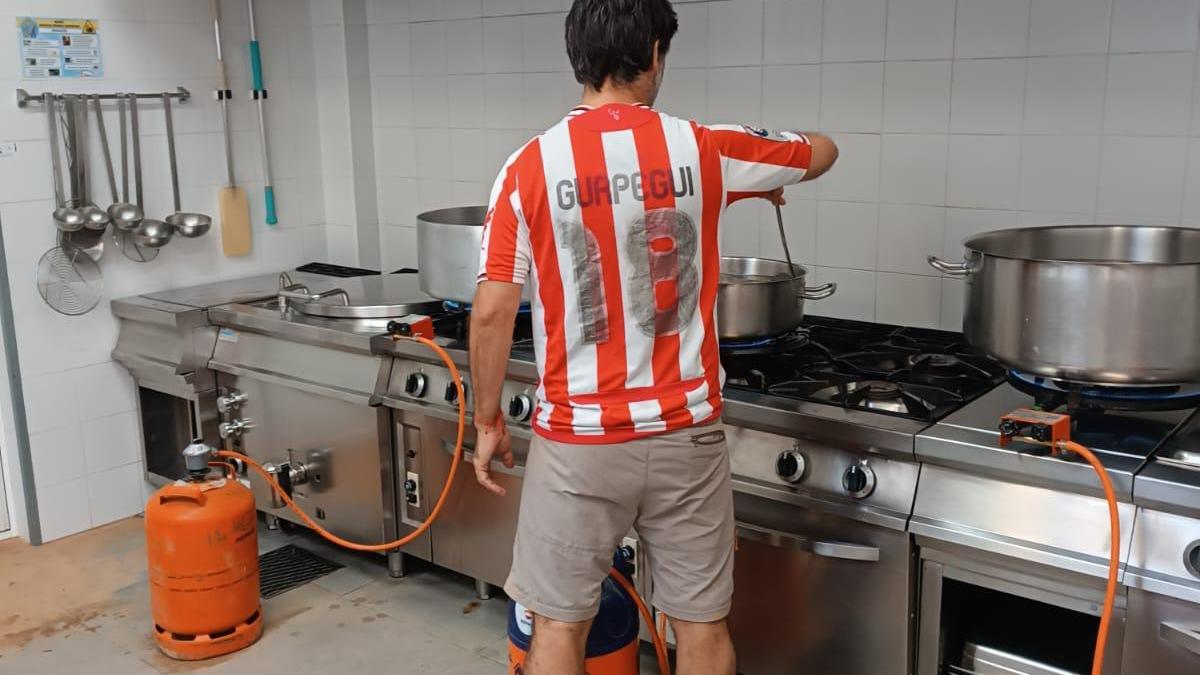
[16,17,104,79]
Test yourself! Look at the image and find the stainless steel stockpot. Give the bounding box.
[717,256,836,341]
[417,206,489,303]
[929,224,1200,385]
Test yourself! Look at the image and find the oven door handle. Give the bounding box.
[442,440,526,477]
[1161,621,1200,656]
[736,522,881,562]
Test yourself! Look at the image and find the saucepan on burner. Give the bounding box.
[717,256,836,341]
[928,224,1200,386]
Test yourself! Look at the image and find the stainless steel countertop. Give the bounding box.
[141,271,344,309]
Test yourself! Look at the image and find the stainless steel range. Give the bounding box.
[113,264,1200,675]
[714,318,1006,675]
[916,377,1200,674]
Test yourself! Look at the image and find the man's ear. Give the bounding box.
[652,39,661,70]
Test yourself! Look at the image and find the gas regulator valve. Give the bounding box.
[216,390,249,414]
[218,418,255,440]
[262,460,312,509]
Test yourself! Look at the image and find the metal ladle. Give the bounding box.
[105,95,142,230]
[130,95,172,249]
[773,202,797,279]
[162,93,211,238]
[68,96,110,231]
[46,94,85,232]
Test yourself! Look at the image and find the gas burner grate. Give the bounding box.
[258,544,343,599]
[720,316,1006,422]
[768,374,967,421]
[295,261,383,278]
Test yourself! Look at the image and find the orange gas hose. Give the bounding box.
[217,334,465,552]
[1057,440,1120,675]
[217,333,673,672]
[609,568,671,675]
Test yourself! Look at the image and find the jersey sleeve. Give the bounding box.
[477,160,532,285]
[702,124,813,193]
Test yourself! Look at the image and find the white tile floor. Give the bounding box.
[0,516,660,674]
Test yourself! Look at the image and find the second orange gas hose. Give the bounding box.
[1057,440,1120,675]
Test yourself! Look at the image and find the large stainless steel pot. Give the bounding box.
[929,224,1200,385]
[417,206,488,302]
[718,256,836,341]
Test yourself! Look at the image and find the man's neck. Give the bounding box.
[581,84,649,108]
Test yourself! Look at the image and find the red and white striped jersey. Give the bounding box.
[478,103,813,443]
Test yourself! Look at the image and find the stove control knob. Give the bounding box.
[842,461,876,499]
[508,394,533,422]
[404,373,428,398]
[775,450,807,483]
[443,381,466,404]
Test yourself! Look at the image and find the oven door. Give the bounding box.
[728,493,913,675]
[420,417,528,588]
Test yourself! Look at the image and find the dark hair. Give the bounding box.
[565,0,679,90]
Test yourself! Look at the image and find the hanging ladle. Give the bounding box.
[68,96,110,231]
[104,95,142,230]
[47,93,84,232]
[130,95,172,249]
[162,93,211,238]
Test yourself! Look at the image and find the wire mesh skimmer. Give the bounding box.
[36,245,103,315]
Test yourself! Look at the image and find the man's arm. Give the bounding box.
[802,132,838,181]
[468,280,524,496]
[723,132,837,206]
[703,124,838,193]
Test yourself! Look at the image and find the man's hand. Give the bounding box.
[473,417,514,496]
[759,187,786,205]
[726,187,787,206]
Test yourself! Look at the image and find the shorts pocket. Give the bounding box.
[690,429,726,446]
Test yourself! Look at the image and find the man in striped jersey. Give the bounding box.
[468,1,837,672]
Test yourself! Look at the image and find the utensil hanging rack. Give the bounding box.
[15,86,191,108]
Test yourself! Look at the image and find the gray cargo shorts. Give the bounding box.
[503,423,735,624]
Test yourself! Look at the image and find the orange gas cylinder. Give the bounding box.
[144,442,262,660]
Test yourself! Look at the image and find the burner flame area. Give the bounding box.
[811,379,964,417]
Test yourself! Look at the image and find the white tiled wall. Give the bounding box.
[0,0,331,541]
[365,0,1200,330]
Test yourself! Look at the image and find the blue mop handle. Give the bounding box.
[249,39,264,91]
[263,185,277,225]
[248,37,276,225]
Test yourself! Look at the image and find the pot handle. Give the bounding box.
[927,255,971,276]
[800,282,837,300]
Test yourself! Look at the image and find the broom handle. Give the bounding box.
[211,0,236,188]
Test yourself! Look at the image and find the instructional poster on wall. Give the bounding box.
[15,17,104,79]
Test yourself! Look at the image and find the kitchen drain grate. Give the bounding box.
[258,544,344,599]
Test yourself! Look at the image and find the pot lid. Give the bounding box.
[292,273,443,319]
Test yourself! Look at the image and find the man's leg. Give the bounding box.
[669,617,736,675]
[635,424,737,673]
[503,436,643,673]
[525,615,593,675]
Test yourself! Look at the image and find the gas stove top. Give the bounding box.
[428,311,1006,424]
[721,317,1007,423]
